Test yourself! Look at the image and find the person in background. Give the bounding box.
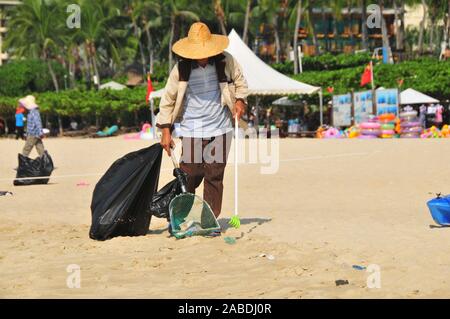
[419,104,427,128]
[435,103,444,129]
[19,95,46,157]
[15,105,26,140]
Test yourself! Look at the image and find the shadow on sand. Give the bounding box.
[147,217,272,236]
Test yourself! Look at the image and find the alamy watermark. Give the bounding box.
[367,4,382,29]
[66,4,81,29]
[66,264,81,289]
[366,264,381,289]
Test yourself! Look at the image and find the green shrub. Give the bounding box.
[0,59,66,96]
[272,52,373,74]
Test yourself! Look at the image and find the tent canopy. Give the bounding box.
[150,88,164,100]
[400,88,439,105]
[225,29,320,96]
[99,81,127,91]
[272,96,303,106]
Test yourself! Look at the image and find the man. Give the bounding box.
[157,22,248,218]
[20,95,46,157]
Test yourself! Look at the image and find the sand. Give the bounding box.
[1,136,450,298]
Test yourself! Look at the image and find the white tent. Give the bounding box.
[400,88,439,105]
[99,81,126,90]
[272,96,303,107]
[225,29,323,125]
[225,30,320,96]
[149,88,164,99]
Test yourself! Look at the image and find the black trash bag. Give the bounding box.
[13,151,54,186]
[89,144,163,241]
[149,168,187,220]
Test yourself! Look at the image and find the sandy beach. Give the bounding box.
[1,136,450,298]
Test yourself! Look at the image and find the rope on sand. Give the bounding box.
[0,151,380,182]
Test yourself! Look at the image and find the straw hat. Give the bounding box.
[172,22,229,60]
[19,95,38,110]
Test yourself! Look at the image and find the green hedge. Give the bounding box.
[292,58,450,101]
[0,84,164,119]
[0,59,67,96]
[272,52,373,73]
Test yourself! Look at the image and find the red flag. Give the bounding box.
[327,86,334,93]
[360,63,372,87]
[397,78,404,87]
[145,74,154,104]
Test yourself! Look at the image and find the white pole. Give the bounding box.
[298,45,303,73]
[234,116,238,218]
[150,98,157,139]
[319,88,324,126]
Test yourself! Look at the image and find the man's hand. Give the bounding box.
[234,99,246,120]
[160,128,174,155]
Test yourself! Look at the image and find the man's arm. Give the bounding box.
[157,64,179,155]
[156,64,179,129]
[230,57,249,119]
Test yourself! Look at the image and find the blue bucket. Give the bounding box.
[427,195,450,226]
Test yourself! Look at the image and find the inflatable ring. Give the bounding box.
[401,126,423,133]
[360,122,381,130]
[401,132,420,138]
[324,128,341,139]
[381,123,395,130]
[142,123,151,132]
[378,113,396,122]
[360,129,381,136]
[400,121,421,128]
[400,111,418,118]
[381,130,395,135]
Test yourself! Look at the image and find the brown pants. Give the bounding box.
[180,132,232,218]
[22,136,45,157]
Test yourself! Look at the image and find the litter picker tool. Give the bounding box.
[229,116,241,229]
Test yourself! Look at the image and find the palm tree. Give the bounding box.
[243,0,252,44]
[4,0,64,92]
[418,0,427,54]
[293,0,302,74]
[360,0,369,51]
[305,1,320,55]
[166,0,200,70]
[378,0,391,62]
[214,0,227,35]
[76,0,124,87]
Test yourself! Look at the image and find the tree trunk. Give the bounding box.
[273,15,281,63]
[293,0,302,74]
[169,16,175,72]
[361,0,369,51]
[418,0,427,55]
[379,0,391,62]
[308,6,320,55]
[243,0,251,45]
[134,22,147,75]
[145,26,154,74]
[393,0,404,51]
[214,0,227,35]
[347,1,354,53]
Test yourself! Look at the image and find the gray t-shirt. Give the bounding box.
[179,63,233,138]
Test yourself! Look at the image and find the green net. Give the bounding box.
[169,193,220,239]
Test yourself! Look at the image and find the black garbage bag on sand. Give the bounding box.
[89,144,163,241]
[149,168,187,220]
[13,151,54,186]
